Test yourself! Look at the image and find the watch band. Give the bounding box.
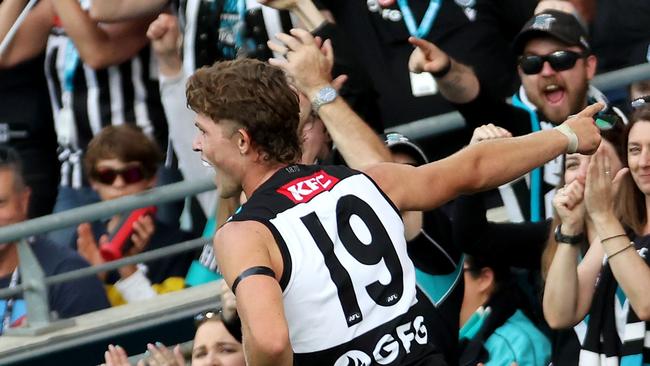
[311,85,337,114]
[554,224,585,245]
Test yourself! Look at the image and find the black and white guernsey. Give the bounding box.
[229,164,444,366]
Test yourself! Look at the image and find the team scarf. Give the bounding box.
[579,234,650,365]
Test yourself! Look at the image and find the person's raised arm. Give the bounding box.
[50,0,153,69]
[147,13,182,78]
[0,0,53,68]
[585,149,650,320]
[214,221,292,366]
[541,179,601,328]
[269,28,391,169]
[370,103,603,212]
[90,0,168,22]
[407,37,480,104]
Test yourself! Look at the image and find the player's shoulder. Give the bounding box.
[215,220,274,250]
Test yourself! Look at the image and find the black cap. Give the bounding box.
[384,132,428,166]
[513,10,590,55]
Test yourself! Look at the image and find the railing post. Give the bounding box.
[4,239,74,336]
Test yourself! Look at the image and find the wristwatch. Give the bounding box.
[311,85,338,114]
[554,224,585,245]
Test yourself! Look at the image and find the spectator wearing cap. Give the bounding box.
[408,9,622,223]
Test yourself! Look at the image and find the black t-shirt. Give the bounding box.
[408,209,464,365]
[0,237,109,333]
[315,0,527,128]
[452,193,550,271]
[591,0,650,72]
[0,55,60,217]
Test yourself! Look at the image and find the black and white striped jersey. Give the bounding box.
[44,22,168,188]
[229,164,444,365]
[178,0,294,74]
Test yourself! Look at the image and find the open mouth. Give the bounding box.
[542,84,566,105]
[201,159,212,167]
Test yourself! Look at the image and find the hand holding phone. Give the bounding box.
[100,206,157,261]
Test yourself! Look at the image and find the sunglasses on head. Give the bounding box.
[631,96,650,109]
[92,164,145,185]
[194,309,222,327]
[594,112,622,131]
[518,50,588,75]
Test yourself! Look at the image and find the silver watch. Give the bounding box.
[311,86,338,114]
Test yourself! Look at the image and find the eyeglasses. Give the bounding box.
[518,50,587,75]
[92,164,145,185]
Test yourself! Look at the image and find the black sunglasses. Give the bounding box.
[92,164,145,185]
[518,50,588,75]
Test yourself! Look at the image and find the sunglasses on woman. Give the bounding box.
[518,50,588,75]
[92,164,145,185]
[194,308,242,341]
[194,309,222,327]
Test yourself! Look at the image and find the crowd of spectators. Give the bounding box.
[0,0,648,365]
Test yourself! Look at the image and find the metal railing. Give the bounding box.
[0,176,215,244]
[0,176,216,336]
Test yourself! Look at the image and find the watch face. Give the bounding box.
[319,87,337,103]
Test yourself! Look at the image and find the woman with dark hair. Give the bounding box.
[544,102,650,364]
[459,254,550,366]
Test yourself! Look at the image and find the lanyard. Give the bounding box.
[2,268,20,334]
[512,93,542,222]
[63,40,80,93]
[396,0,442,39]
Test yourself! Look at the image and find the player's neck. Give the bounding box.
[242,162,291,198]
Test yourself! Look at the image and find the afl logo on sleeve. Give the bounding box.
[277,170,340,203]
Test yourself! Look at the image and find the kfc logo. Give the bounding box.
[278,171,340,203]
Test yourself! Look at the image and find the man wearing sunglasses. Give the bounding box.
[409,9,614,223]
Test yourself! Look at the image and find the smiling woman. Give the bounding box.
[543,102,650,364]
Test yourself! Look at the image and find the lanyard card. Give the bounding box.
[409,71,438,97]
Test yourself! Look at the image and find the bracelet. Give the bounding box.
[554,124,579,153]
[430,58,452,79]
[600,233,628,244]
[607,243,634,260]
